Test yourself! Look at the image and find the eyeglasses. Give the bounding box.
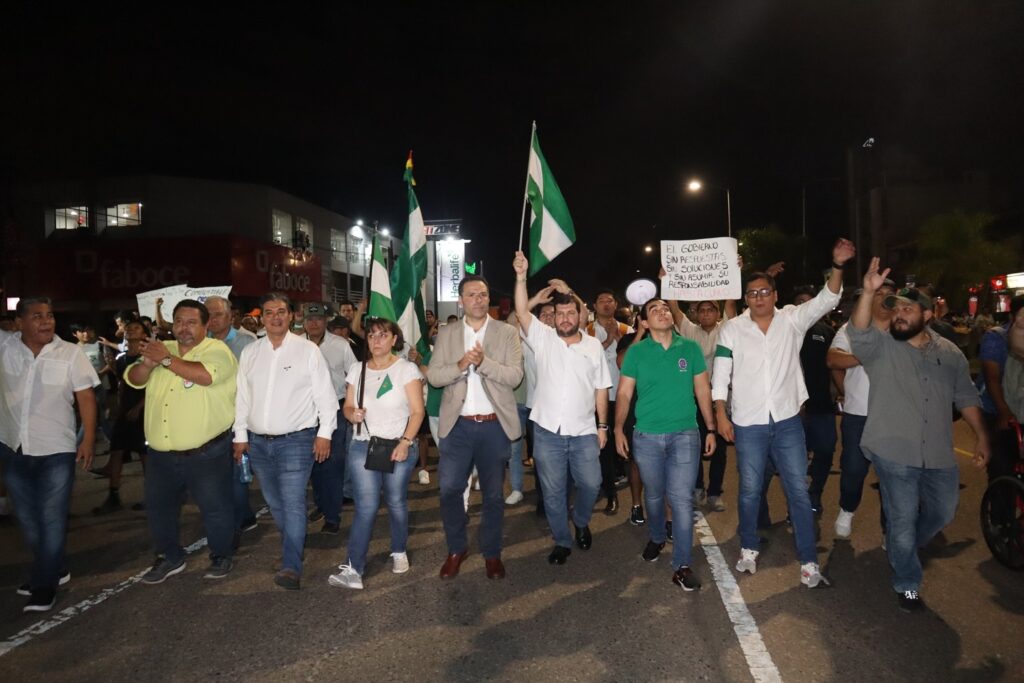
[744,287,775,299]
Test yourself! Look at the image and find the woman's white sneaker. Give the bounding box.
[391,552,410,574]
[735,548,759,574]
[328,563,363,590]
[800,562,830,588]
[834,509,854,538]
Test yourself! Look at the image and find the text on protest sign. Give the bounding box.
[660,238,740,301]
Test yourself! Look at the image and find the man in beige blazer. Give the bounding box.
[427,275,523,581]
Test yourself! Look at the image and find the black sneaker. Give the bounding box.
[92,493,122,516]
[642,540,665,562]
[672,565,701,592]
[630,505,646,527]
[240,516,258,532]
[17,569,70,596]
[203,556,233,580]
[141,557,186,585]
[307,508,325,523]
[666,521,673,543]
[898,590,926,613]
[320,521,340,535]
[548,546,572,565]
[23,588,56,613]
[574,525,592,550]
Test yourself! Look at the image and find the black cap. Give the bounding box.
[304,302,329,318]
[883,287,934,311]
[327,316,350,330]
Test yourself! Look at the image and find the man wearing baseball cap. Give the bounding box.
[847,259,989,613]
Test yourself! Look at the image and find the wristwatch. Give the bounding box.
[400,436,415,446]
[160,356,173,368]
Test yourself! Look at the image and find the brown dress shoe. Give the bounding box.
[485,557,506,580]
[439,551,468,579]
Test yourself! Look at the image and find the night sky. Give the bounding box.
[4,3,1022,299]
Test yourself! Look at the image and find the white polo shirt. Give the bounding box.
[526,320,611,437]
[0,331,100,456]
[311,331,358,400]
[462,316,497,416]
[831,323,869,416]
[234,332,339,441]
[712,286,840,427]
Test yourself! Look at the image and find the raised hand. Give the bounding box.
[765,261,785,278]
[862,257,892,292]
[832,238,856,266]
[513,251,529,277]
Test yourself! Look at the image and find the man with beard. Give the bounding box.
[848,259,989,612]
[514,253,610,565]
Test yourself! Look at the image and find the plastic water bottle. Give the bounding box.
[239,453,253,483]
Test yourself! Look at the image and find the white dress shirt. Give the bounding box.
[712,286,841,426]
[462,316,497,416]
[312,332,357,400]
[0,331,100,456]
[526,320,611,436]
[234,332,338,441]
[831,323,869,416]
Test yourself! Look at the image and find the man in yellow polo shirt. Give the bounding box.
[125,299,238,584]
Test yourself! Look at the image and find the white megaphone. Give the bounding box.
[625,278,659,307]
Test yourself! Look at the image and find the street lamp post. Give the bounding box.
[687,179,732,237]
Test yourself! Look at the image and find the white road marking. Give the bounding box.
[695,511,783,683]
[0,505,270,658]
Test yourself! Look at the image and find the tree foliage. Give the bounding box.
[911,210,1021,307]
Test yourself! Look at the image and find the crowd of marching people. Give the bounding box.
[2,237,1022,616]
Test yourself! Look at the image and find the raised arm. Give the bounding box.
[513,251,533,335]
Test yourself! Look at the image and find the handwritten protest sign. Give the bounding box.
[660,237,740,301]
[135,285,232,321]
[136,285,188,321]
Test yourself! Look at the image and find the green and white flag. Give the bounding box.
[390,152,432,362]
[367,234,397,322]
[526,126,576,275]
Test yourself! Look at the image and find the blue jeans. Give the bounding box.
[345,439,419,574]
[233,460,255,528]
[533,424,601,548]
[0,445,75,590]
[632,430,700,568]
[839,413,870,512]
[872,454,959,592]
[146,433,235,563]
[247,427,316,575]
[734,415,817,563]
[507,403,531,493]
[438,419,510,558]
[311,408,349,524]
[803,412,837,510]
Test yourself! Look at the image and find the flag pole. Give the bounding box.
[517,120,537,252]
[356,231,378,436]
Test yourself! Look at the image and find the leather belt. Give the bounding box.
[166,430,231,457]
[461,413,498,423]
[251,426,316,441]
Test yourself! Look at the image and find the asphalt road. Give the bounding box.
[1,420,1021,682]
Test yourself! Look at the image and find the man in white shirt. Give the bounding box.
[514,253,611,564]
[827,279,896,539]
[0,297,99,613]
[427,276,523,581]
[303,302,357,535]
[233,292,338,590]
[713,239,855,587]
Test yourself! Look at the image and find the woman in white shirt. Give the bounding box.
[329,318,425,589]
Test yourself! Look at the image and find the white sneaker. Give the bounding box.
[328,563,363,590]
[418,469,430,485]
[707,495,726,512]
[735,548,759,574]
[834,509,854,538]
[391,552,410,574]
[505,490,524,505]
[800,562,830,588]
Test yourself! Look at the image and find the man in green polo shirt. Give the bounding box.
[126,299,238,585]
[615,298,717,591]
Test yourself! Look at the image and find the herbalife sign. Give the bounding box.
[435,239,465,303]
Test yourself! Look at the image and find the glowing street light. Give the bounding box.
[686,177,731,237]
[643,245,654,253]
